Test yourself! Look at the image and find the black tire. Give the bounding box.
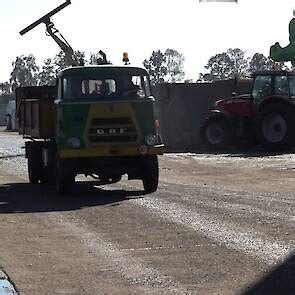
[27,144,43,184]
[200,117,232,150]
[142,155,159,194]
[55,160,75,194]
[257,103,294,151]
[28,154,42,184]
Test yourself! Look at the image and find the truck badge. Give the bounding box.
[96,128,128,135]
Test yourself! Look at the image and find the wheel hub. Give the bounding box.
[262,113,287,143]
[206,122,225,144]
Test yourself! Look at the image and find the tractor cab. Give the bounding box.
[214,71,295,116]
[251,71,295,106]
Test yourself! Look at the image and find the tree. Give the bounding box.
[89,52,111,65]
[249,53,272,72]
[202,52,234,81]
[143,50,167,85]
[200,49,292,82]
[226,48,249,78]
[0,82,11,94]
[53,50,85,74]
[10,54,39,91]
[74,50,85,66]
[38,58,56,86]
[164,49,185,82]
[143,49,185,84]
[89,52,100,65]
[53,51,67,74]
[249,53,289,73]
[200,48,249,81]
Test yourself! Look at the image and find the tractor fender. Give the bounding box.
[205,110,235,125]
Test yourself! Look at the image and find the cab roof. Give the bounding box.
[59,65,149,78]
[253,70,295,76]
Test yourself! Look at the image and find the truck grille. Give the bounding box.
[88,117,138,144]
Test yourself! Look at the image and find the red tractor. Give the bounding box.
[201,70,295,151]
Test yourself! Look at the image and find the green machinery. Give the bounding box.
[17,1,164,194]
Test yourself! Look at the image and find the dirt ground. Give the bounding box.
[0,131,294,294]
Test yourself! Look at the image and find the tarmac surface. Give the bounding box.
[0,130,294,294]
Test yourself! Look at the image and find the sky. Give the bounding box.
[1,0,295,82]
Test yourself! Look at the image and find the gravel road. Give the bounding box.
[0,131,294,294]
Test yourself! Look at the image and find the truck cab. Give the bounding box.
[56,66,162,157]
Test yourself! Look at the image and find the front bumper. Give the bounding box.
[59,144,165,159]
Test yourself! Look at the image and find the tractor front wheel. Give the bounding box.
[200,117,232,150]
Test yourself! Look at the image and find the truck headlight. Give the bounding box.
[145,134,158,146]
[67,137,81,148]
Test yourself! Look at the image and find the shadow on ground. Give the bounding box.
[241,253,295,295]
[0,182,144,214]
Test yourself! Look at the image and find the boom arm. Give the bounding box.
[45,21,78,66]
[20,0,78,67]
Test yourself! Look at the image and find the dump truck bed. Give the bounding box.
[16,86,56,139]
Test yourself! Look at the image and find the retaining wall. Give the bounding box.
[0,82,252,151]
[153,79,252,151]
[0,103,7,126]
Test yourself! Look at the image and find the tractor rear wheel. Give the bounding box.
[257,103,294,151]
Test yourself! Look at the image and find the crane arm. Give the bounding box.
[45,21,78,67]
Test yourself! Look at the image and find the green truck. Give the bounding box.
[16,65,164,194]
[17,1,164,194]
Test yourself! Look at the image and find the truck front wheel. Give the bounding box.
[141,155,159,194]
[55,160,75,194]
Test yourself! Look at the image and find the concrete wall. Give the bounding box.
[0,103,7,125]
[153,79,252,151]
[0,83,253,150]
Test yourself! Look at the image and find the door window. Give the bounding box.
[274,76,289,95]
[252,75,272,103]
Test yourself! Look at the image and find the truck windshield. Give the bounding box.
[62,75,151,100]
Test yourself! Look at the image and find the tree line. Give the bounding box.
[0,48,288,94]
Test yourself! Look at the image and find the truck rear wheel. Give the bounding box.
[27,143,43,184]
[142,155,159,194]
[200,117,231,150]
[257,103,294,150]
